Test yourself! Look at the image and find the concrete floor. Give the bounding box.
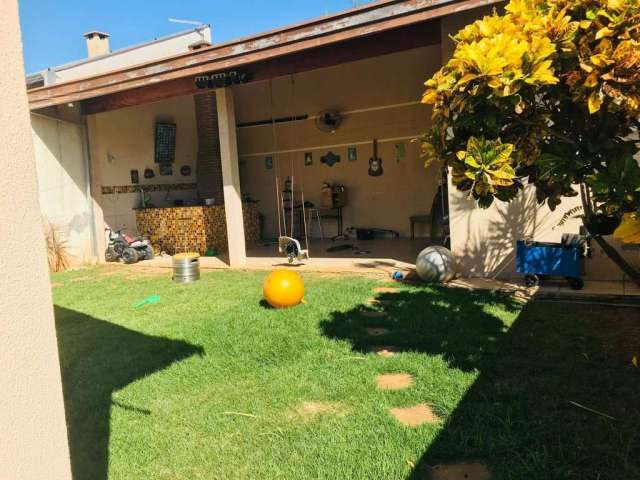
[137,238,640,299]
[146,238,428,275]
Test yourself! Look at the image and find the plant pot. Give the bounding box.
[584,214,621,236]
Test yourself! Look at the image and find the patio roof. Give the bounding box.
[27,0,500,113]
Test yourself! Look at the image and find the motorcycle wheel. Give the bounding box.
[122,247,140,264]
[143,245,154,260]
[105,247,118,262]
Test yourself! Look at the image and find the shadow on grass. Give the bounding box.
[321,287,521,372]
[55,306,204,480]
[320,288,640,479]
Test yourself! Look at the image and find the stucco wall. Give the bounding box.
[87,94,199,235]
[442,9,639,281]
[235,46,441,239]
[31,114,95,264]
[0,0,72,477]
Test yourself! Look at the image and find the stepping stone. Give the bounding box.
[389,404,438,427]
[365,297,393,307]
[376,373,413,390]
[294,401,348,422]
[360,310,387,318]
[431,462,491,480]
[366,327,389,336]
[370,346,399,357]
[374,287,399,294]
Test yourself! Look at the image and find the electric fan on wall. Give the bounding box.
[314,109,343,133]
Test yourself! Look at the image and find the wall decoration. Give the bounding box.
[394,142,406,163]
[321,151,340,167]
[159,163,173,176]
[180,165,192,176]
[348,147,357,162]
[368,139,383,177]
[130,169,139,184]
[304,152,313,166]
[265,156,273,170]
[154,122,176,164]
[144,168,155,179]
[101,183,197,195]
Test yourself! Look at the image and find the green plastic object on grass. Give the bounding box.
[133,295,160,309]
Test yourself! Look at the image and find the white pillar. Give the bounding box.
[216,87,247,267]
[0,0,72,478]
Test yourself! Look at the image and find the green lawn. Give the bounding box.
[52,267,639,480]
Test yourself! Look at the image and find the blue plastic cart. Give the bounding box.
[516,240,584,290]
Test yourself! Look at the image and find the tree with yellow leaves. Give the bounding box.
[422,0,640,284]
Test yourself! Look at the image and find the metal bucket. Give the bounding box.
[172,253,200,283]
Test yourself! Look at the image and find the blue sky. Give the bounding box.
[19,0,368,74]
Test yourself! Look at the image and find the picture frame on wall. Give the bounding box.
[265,156,273,170]
[304,152,313,166]
[159,163,173,176]
[348,147,357,162]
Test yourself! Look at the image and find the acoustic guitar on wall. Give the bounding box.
[368,139,383,177]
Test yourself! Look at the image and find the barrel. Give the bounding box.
[172,252,200,283]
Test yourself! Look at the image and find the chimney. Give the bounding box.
[83,31,110,58]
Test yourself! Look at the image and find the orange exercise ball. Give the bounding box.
[263,269,304,308]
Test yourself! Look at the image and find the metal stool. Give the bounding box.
[306,208,324,240]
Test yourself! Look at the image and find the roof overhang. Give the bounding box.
[28,0,499,112]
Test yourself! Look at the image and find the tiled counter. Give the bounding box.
[135,203,260,255]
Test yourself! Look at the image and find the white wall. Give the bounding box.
[0,0,72,476]
[31,114,95,264]
[87,94,199,234]
[43,27,211,85]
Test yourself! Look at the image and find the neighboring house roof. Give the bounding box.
[26,26,211,88]
[27,0,499,110]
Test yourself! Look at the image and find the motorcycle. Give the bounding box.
[105,226,154,264]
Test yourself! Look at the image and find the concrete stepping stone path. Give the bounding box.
[389,404,438,427]
[369,346,399,357]
[366,327,389,336]
[430,462,491,480]
[373,287,400,294]
[365,298,393,307]
[376,373,413,390]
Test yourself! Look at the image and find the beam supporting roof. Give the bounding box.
[28,0,499,111]
[82,20,440,115]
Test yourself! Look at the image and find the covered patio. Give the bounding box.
[27,0,495,269]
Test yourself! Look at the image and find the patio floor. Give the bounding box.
[128,237,640,301]
[144,238,428,275]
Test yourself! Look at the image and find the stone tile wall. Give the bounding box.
[135,202,259,254]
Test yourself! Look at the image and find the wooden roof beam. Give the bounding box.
[28,0,500,110]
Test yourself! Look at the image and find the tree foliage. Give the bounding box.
[422,0,640,226]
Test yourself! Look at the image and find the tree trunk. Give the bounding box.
[580,184,640,287]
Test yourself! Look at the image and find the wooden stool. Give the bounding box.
[410,214,431,240]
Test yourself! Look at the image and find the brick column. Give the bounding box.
[194,92,224,203]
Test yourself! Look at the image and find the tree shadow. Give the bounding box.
[320,287,521,372]
[407,301,640,479]
[319,289,640,478]
[55,306,204,480]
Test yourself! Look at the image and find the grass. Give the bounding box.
[52,267,640,480]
